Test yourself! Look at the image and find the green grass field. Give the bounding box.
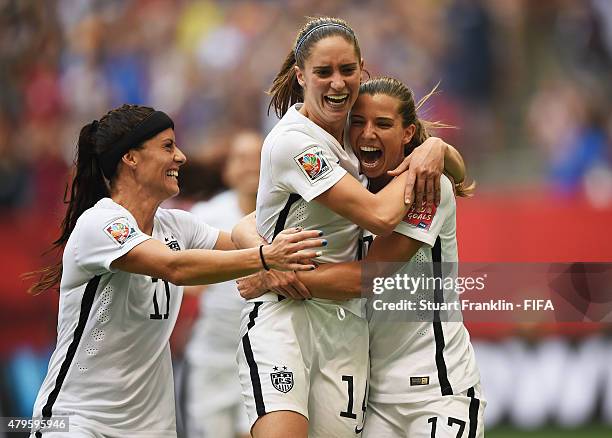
[487,424,611,438]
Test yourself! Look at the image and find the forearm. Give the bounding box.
[170,247,264,285]
[114,238,267,285]
[296,262,362,300]
[317,173,409,236]
[444,144,465,183]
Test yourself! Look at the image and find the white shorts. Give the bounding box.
[185,362,250,438]
[362,383,486,438]
[237,298,369,437]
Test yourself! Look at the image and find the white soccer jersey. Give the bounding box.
[32,198,219,438]
[255,103,367,314]
[367,175,480,403]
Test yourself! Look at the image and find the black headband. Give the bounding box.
[99,111,174,179]
[294,23,354,57]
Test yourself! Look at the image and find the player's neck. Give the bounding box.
[299,104,345,143]
[368,175,392,194]
[111,186,160,235]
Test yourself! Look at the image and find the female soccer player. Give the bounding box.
[234,17,465,438]
[27,104,323,438]
[239,77,485,437]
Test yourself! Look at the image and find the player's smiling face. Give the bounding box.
[295,36,362,136]
[349,93,415,179]
[128,128,186,200]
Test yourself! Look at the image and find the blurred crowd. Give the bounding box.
[0,0,611,213]
[1,1,611,433]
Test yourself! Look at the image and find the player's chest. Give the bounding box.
[119,228,185,322]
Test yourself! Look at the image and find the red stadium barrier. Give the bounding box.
[457,190,612,339]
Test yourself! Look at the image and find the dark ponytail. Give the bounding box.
[268,51,303,119]
[25,104,155,294]
[268,17,361,118]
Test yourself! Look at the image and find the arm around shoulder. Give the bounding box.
[315,172,410,236]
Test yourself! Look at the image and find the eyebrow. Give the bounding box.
[350,115,395,123]
[313,62,358,69]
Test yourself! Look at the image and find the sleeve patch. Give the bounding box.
[104,218,137,246]
[403,202,437,231]
[293,146,333,184]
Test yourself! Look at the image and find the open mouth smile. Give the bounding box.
[359,145,383,166]
[324,94,349,107]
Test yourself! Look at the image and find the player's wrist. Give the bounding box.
[259,244,271,271]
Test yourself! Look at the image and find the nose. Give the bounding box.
[362,122,376,139]
[174,146,187,165]
[330,72,346,91]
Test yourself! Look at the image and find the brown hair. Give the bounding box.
[25,104,155,294]
[359,77,475,197]
[268,17,361,118]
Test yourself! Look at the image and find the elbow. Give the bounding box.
[167,271,187,286]
[231,227,249,250]
[347,281,363,299]
[369,215,397,237]
[348,265,364,298]
[367,202,403,236]
[162,258,187,286]
[230,228,241,249]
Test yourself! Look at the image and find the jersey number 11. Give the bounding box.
[150,278,170,319]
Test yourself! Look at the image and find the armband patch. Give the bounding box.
[104,218,137,246]
[294,146,333,183]
[403,201,436,231]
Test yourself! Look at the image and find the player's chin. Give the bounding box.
[359,161,386,179]
[165,184,180,199]
[322,102,350,119]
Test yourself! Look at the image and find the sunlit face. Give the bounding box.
[223,132,262,196]
[295,35,362,134]
[128,128,186,200]
[349,93,415,179]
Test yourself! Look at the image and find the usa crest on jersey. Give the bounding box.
[270,367,294,393]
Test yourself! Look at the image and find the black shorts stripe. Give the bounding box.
[467,386,480,438]
[40,275,101,422]
[242,302,266,417]
[432,237,453,396]
[247,301,262,330]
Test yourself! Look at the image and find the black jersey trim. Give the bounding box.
[467,386,480,438]
[40,275,101,422]
[272,193,301,303]
[432,237,453,396]
[272,193,301,241]
[242,302,266,416]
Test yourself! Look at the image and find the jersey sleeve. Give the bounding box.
[171,209,220,250]
[393,175,455,247]
[73,210,151,275]
[269,131,347,202]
